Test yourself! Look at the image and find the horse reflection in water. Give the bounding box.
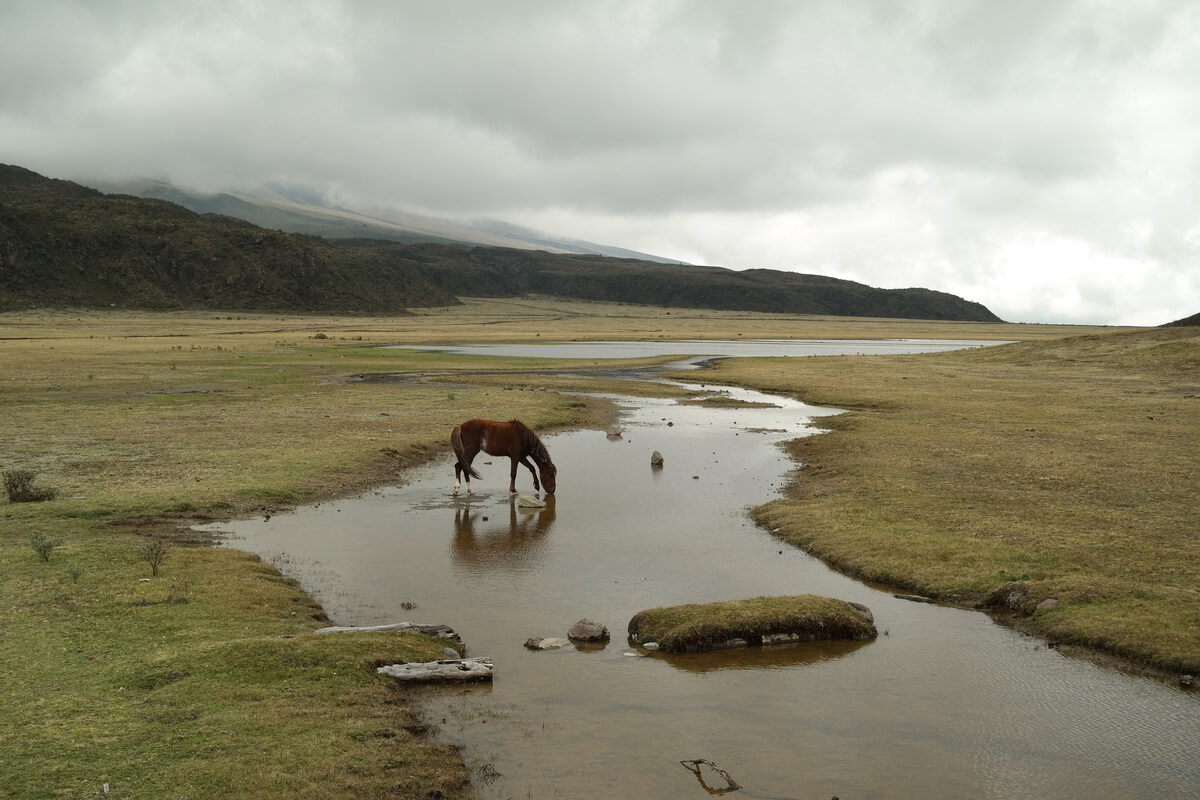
[451,418,557,496]
[452,496,557,569]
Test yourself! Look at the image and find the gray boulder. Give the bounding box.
[567,618,610,642]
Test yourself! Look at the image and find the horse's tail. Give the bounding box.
[451,425,482,479]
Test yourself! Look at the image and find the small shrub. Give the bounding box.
[165,578,190,604]
[139,540,170,576]
[4,470,58,502]
[312,332,329,339]
[66,561,85,583]
[31,533,65,562]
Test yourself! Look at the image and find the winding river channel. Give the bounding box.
[205,341,1199,800]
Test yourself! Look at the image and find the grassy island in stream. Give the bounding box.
[628,595,877,653]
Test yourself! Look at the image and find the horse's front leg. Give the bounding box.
[519,457,540,492]
[508,459,520,494]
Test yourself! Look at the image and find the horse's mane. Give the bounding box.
[510,419,552,465]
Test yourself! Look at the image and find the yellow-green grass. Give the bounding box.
[688,327,1200,674]
[627,595,877,653]
[0,311,627,799]
[0,298,1129,345]
[395,296,1134,342]
[1,536,468,798]
[0,302,1169,798]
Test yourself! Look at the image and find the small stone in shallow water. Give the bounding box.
[524,637,570,650]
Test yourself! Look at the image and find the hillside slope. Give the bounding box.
[352,241,1003,321]
[0,165,455,312]
[1,165,1002,321]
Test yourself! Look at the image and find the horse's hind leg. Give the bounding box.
[454,462,476,496]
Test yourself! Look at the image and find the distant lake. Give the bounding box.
[389,338,1007,361]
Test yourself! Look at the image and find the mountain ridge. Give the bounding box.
[94,178,686,263]
[1,164,1002,321]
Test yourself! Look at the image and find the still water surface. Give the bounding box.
[205,341,1198,799]
[391,337,1002,360]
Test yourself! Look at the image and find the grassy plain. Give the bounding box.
[697,327,1200,675]
[0,298,1186,798]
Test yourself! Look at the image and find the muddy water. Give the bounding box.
[206,383,1199,799]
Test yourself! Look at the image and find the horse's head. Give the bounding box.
[539,461,557,495]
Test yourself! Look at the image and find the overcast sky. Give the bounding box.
[4,1,1199,324]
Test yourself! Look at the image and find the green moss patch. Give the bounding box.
[627,595,877,653]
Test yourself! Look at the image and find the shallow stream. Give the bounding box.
[204,341,1199,799]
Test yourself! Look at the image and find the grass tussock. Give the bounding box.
[693,327,1200,674]
[627,595,877,653]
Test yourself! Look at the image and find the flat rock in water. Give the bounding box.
[524,637,571,650]
[517,495,546,508]
[315,622,460,641]
[376,658,493,682]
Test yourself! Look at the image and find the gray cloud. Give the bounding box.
[3,0,1198,324]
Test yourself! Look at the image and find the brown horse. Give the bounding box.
[451,419,557,496]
